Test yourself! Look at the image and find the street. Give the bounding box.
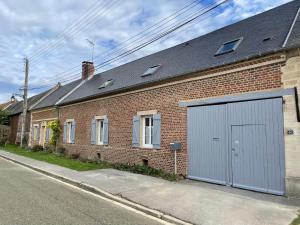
[0,158,168,225]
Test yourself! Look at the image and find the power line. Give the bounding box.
[29,0,120,66]
[29,0,228,90]
[29,0,201,86]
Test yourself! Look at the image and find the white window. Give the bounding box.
[66,121,73,143]
[96,119,104,145]
[142,115,153,148]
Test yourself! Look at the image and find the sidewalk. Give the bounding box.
[0,150,299,225]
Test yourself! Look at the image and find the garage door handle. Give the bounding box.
[212,137,220,141]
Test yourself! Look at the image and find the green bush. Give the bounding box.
[31,145,44,152]
[0,125,10,146]
[56,147,66,157]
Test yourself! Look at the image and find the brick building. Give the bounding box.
[24,1,300,196]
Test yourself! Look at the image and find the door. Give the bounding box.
[188,105,227,184]
[187,98,285,195]
[231,124,268,192]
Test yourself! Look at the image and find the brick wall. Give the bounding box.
[30,108,58,146]
[58,54,284,175]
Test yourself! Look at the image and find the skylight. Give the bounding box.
[98,79,114,89]
[141,65,161,77]
[215,38,243,56]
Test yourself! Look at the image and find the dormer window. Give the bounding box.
[141,65,161,77]
[215,38,243,56]
[98,79,114,89]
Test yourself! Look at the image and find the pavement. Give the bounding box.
[0,158,168,225]
[0,150,299,225]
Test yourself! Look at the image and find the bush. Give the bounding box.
[31,145,44,152]
[56,147,66,156]
[70,153,80,159]
[0,125,9,146]
[48,120,61,146]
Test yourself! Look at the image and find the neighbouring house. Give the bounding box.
[27,1,300,197]
[5,90,53,145]
[29,79,82,147]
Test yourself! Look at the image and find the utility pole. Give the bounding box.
[20,58,29,148]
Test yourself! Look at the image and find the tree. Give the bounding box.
[0,110,9,125]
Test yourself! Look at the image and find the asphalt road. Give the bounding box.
[0,158,168,225]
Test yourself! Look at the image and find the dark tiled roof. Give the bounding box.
[31,80,82,110]
[285,6,300,48]
[6,91,49,115]
[59,1,300,105]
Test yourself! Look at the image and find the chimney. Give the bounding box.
[82,61,95,80]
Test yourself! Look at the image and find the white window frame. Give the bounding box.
[142,115,154,148]
[96,119,104,145]
[66,121,73,144]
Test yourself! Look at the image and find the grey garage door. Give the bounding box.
[187,98,285,195]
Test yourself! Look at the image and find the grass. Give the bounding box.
[0,144,179,181]
[1,144,111,171]
[291,214,300,225]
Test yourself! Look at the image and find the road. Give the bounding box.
[0,158,168,225]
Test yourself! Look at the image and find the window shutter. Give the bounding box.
[103,118,109,145]
[37,126,40,141]
[31,127,34,142]
[91,119,96,145]
[45,128,49,143]
[132,116,140,147]
[63,122,67,144]
[152,113,161,149]
[71,121,76,144]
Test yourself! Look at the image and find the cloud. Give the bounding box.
[0,0,292,102]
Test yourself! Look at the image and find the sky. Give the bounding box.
[0,0,292,103]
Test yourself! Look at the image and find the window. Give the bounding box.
[142,115,154,148]
[98,79,114,89]
[33,125,39,141]
[215,38,243,55]
[132,112,161,149]
[66,121,73,143]
[91,116,108,146]
[96,119,104,145]
[141,65,161,77]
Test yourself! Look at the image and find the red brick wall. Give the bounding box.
[58,55,284,175]
[31,108,58,146]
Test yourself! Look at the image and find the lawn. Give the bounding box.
[291,214,300,225]
[1,144,111,171]
[0,144,179,181]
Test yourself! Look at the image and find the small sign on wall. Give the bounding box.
[287,129,294,135]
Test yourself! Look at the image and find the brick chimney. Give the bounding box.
[82,61,95,80]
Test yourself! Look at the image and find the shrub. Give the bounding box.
[31,145,44,152]
[48,120,61,146]
[56,147,66,156]
[70,153,80,159]
[0,125,9,146]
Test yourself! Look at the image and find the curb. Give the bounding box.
[0,154,192,225]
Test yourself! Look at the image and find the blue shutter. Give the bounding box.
[63,122,67,144]
[152,113,161,149]
[103,118,109,145]
[71,121,76,144]
[132,116,140,147]
[91,119,96,145]
[45,128,49,143]
[37,126,40,142]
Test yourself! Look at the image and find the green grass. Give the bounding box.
[1,144,111,171]
[291,214,300,225]
[0,144,179,181]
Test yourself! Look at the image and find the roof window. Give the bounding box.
[98,79,114,89]
[215,38,243,56]
[141,65,161,77]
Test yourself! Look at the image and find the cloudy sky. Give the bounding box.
[0,0,291,102]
